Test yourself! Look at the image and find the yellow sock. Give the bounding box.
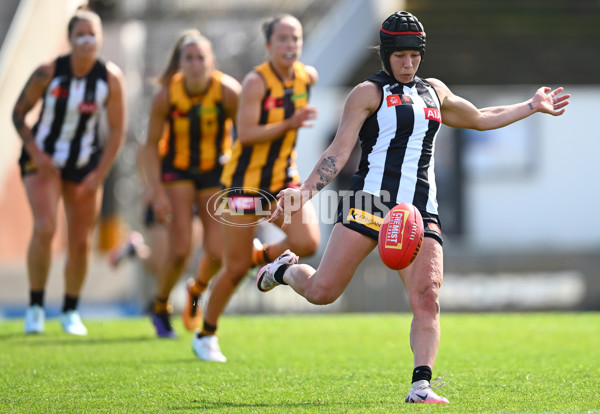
[153,299,172,314]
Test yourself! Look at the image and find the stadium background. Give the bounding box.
[0,0,598,318]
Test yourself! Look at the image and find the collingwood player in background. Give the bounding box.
[12,6,126,336]
[258,11,570,403]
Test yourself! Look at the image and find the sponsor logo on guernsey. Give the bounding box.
[50,86,69,99]
[291,92,308,102]
[387,94,401,107]
[427,222,441,234]
[346,208,384,231]
[424,107,441,122]
[78,102,98,114]
[263,96,285,110]
[386,94,414,107]
[198,107,220,116]
[383,209,408,250]
[171,109,187,119]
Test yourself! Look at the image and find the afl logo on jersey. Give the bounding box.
[78,102,98,114]
[423,96,436,107]
[387,94,413,107]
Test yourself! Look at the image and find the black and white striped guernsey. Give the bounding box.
[31,54,109,170]
[348,71,442,215]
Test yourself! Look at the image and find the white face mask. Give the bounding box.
[75,34,96,46]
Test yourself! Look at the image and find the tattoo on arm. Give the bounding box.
[528,102,534,110]
[12,89,29,133]
[28,66,51,87]
[315,155,338,191]
[12,66,49,133]
[12,109,25,131]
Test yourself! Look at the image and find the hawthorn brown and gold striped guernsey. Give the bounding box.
[220,60,311,196]
[161,70,233,174]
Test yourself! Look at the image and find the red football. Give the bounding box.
[378,203,424,270]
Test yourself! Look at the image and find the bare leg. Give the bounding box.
[62,181,102,297]
[194,189,224,287]
[283,223,376,305]
[203,215,255,326]
[142,223,168,276]
[397,237,443,369]
[182,190,225,331]
[23,174,62,292]
[155,182,195,300]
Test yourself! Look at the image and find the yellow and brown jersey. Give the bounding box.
[161,71,232,174]
[220,61,311,195]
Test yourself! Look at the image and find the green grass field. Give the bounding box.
[1,313,599,413]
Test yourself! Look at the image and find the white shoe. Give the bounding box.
[256,249,299,292]
[405,379,449,404]
[60,310,88,336]
[24,305,45,334]
[192,334,227,362]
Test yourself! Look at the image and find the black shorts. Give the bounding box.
[161,166,222,191]
[336,190,443,246]
[19,147,100,183]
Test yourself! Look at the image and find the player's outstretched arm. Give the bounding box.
[428,78,570,131]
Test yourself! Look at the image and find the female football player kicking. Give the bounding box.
[258,10,569,404]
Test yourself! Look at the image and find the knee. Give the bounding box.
[220,262,249,286]
[32,218,56,245]
[304,281,340,306]
[68,236,91,257]
[222,253,251,281]
[203,244,222,264]
[169,245,191,268]
[409,283,441,317]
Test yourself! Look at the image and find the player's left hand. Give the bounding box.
[532,87,570,116]
[269,188,305,229]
